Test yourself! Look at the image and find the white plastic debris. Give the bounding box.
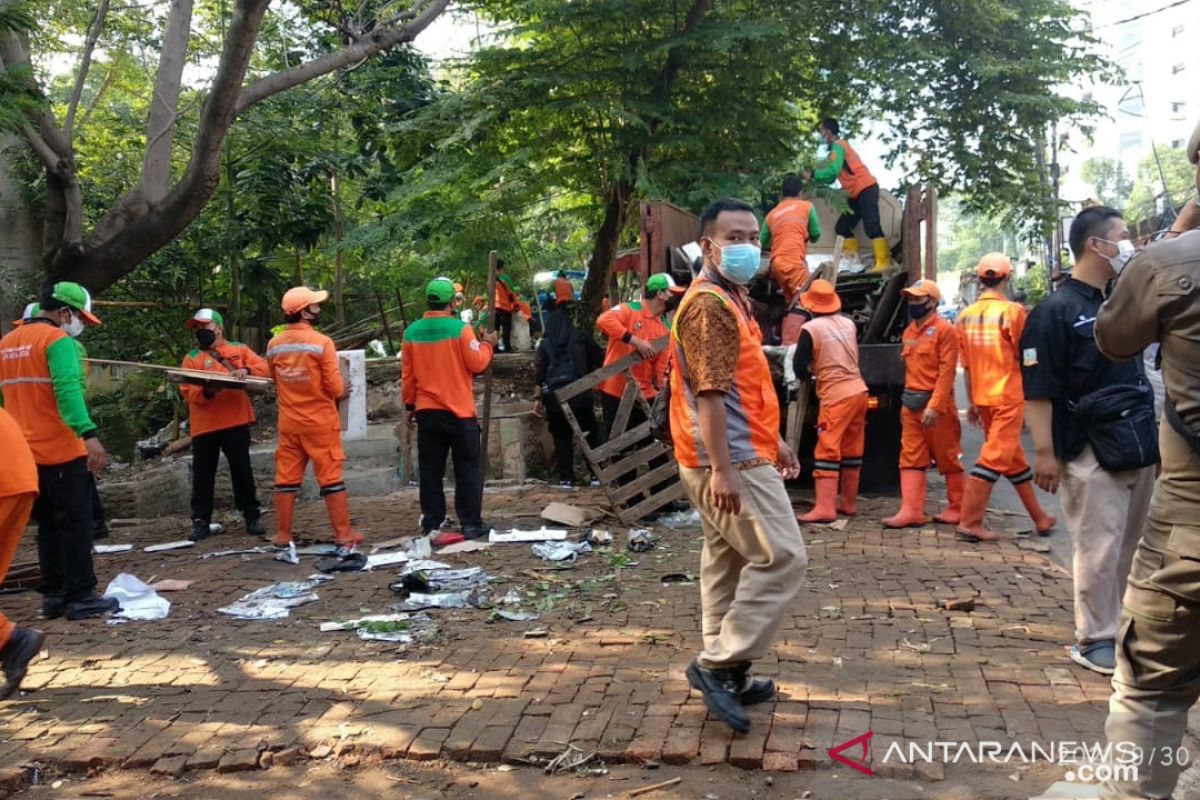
[274,542,300,565]
[218,575,331,620]
[364,550,409,570]
[399,559,454,575]
[489,527,567,543]
[657,509,701,528]
[144,540,194,553]
[407,536,433,559]
[94,544,133,554]
[492,610,539,622]
[199,546,272,560]
[436,540,492,555]
[532,541,592,562]
[103,573,170,621]
[393,590,489,611]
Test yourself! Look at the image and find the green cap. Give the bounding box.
[51,281,101,325]
[426,277,455,304]
[186,308,225,329]
[645,273,684,295]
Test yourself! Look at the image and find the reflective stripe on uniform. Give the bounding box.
[0,377,53,386]
[265,343,324,359]
[319,483,346,496]
[972,465,1002,483]
[1008,468,1033,485]
[814,460,841,472]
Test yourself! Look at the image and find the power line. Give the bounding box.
[1092,0,1194,30]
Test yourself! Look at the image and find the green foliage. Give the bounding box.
[1015,263,1049,307]
[86,370,177,459]
[1081,157,1133,210]
[1126,147,1196,225]
[937,197,1026,275]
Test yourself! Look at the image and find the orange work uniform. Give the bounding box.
[179,341,269,437]
[596,301,669,401]
[401,311,494,419]
[265,322,356,546]
[553,277,574,304]
[0,408,37,649]
[494,277,517,313]
[956,289,1030,482]
[764,197,819,304]
[800,314,868,479]
[899,314,963,474]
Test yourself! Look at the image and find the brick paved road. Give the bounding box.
[0,486,1109,791]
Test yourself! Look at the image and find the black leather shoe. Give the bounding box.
[189,519,211,542]
[41,596,66,620]
[64,596,119,621]
[461,523,492,541]
[686,661,750,733]
[733,664,777,706]
[0,628,45,700]
[244,517,266,538]
[92,522,110,541]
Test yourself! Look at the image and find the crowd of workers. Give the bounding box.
[0,117,1198,800]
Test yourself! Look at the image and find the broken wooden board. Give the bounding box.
[540,502,592,528]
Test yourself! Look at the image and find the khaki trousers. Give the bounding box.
[1104,422,1200,799]
[1060,445,1154,644]
[679,464,807,669]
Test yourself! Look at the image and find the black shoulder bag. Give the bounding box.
[1071,381,1159,472]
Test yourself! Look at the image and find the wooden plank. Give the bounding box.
[923,186,938,281]
[590,421,656,463]
[620,482,688,525]
[598,441,671,483]
[555,336,668,403]
[610,380,639,444]
[787,379,811,454]
[609,459,680,505]
[828,235,845,288]
[480,250,499,480]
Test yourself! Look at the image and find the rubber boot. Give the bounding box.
[1013,481,1056,535]
[933,472,964,525]
[272,492,296,548]
[869,237,893,273]
[323,490,364,549]
[883,469,928,528]
[955,476,1000,542]
[841,238,859,263]
[800,476,839,523]
[837,467,861,517]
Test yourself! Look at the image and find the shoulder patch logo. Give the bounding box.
[1022,347,1038,367]
[470,340,481,352]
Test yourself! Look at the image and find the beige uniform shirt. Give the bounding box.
[1095,232,1200,429]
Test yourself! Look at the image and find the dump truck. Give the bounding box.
[635,186,939,494]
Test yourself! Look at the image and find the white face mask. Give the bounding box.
[63,312,85,339]
[1097,238,1136,274]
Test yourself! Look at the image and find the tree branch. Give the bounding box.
[234,0,448,114]
[141,0,194,203]
[64,0,110,144]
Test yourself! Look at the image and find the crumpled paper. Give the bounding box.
[103,573,171,621]
[218,575,331,620]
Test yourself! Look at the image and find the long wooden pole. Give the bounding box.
[480,250,499,481]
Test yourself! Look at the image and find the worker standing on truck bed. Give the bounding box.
[266,287,363,553]
[883,280,964,528]
[793,279,869,523]
[763,175,822,346]
[179,308,270,543]
[493,260,517,353]
[806,117,892,273]
[954,254,1055,542]
[0,282,117,621]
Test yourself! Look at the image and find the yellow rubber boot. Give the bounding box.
[841,238,859,261]
[870,238,892,273]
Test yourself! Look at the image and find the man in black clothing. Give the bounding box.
[1020,206,1157,676]
[534,305,599,488]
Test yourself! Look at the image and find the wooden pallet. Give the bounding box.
[553,336,685,524]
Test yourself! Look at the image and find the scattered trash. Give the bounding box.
[587,530,613,546]
[489,528,567,543]
[399,559,453,575]
[150,579,193,592]
[436,539,492,555]
[627,530,656,552]
[198,546,272,559]
[938,597,977,612]
[208,523,224,535]
[498,589,523,605]
[392,590,490,611]
[628,776,683,797]
[900,638,932,653]
[320,613,411,632]
[541,502,590,527]
[656,509,701,529]
[490,610,539,622]
[275,542,300,565]
[358,613,438,644]
[218,575,331,620]
[543,743,602,776]
[103,573,170,621]
[370,536,413,553]
[364,551,409,570]
[827,519,849,531]
[315,552,368,573]
[532,541,592,562]
[294,544,340,556]
[144,540,195,553]
[524,628,549,639]
[407,536,433,559]
[660,573,697,585]
[94,544,133,554]
[431,532,465,548]
[398,567,489,594]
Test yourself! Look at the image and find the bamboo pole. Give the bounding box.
[480,251,499,480]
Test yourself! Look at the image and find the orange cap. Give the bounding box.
[901,279,941,303]
[799,279,842,314]
[976,252,1013,279]
[281,286,329,315]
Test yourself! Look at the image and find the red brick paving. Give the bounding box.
[0,486,1109,783]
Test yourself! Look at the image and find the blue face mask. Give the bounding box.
[712,241,762,285]
[909,302,934,321]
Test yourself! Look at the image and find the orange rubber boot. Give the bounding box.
[837,467,861,517]
[1013,481,1056,535]
[933,472,964,525]
[273,491,296,547]
[955,476,1000,543]
[883,469,928,529]
[324,491,364,549]
[800,477,839,524]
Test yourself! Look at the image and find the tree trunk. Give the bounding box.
[141,0,194,203]
[579,181,634,330]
